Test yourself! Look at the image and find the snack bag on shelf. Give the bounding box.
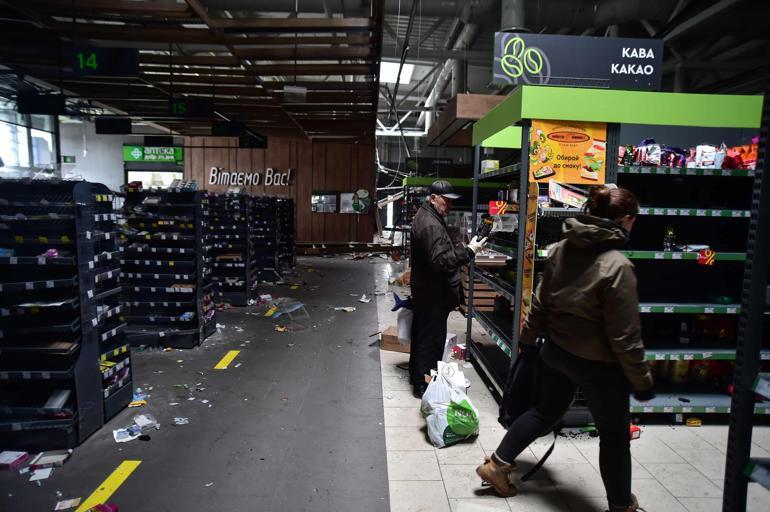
[723,147,744,169]
[695,144,718,168]
[728,139,759,170]
[661,147,687,168]
[713,143,727,169]
[686,147,697,168]
[634,139,663,166]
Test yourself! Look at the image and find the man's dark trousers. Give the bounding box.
[409,310,449,385]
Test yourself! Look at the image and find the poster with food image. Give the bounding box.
[529,120,607,184]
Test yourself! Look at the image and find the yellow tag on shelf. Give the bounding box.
[685,418,702,427]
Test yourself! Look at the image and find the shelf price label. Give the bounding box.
[664,306,675,313]
[704,307,715,314]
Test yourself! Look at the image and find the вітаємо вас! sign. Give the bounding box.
[493,33,663,90]
[208,166,293,187]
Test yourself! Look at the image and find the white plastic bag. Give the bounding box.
[442,332,459,362]
[397,308,412,345]
[421,362,479,448]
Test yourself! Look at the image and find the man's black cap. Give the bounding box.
[429,180,460,200]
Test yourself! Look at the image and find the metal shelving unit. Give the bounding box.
[465,85,764,426]
[276,198,296,271]
[208,192,255,306]
[251,196,280,283]
[119,189,216,348]
[0,180,130,450]
[724,69,770,510]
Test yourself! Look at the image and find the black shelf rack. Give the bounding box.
[276,198,296,271]
[465,89,766,427]
[119,189,216,348]
[0,180,131,450]
[207,192,255,306]
[724,70,770,509]
[251,196,280,282]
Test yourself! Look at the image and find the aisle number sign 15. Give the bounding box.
[73,47,139,77]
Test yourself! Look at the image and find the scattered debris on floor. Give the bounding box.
[0,450,29,470]
[205,482,214,487]
[333,306,356,312]
[358,294,372,303]
[112,414,160,443]
[84,504,119,512]
[173,417,189,426]
[54,498,82,510]
[275,325,287,332]
[128,387,148,408]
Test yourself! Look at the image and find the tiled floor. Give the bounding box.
[374,261,770,512]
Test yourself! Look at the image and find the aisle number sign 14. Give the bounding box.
[529,120,607,185]
[73,47,139,77]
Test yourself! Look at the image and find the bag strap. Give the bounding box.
[520,429,558,482]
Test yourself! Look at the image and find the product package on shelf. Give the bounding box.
[618,136,758,171]
[207,192,255,306]
[119,189,216,349]
[0,180,129,451]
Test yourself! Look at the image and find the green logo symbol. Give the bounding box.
[130,147,143,160]
[501,37,544,78]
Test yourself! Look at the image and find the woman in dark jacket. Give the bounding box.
[476,186,653,512]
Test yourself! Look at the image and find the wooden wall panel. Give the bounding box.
[183,135,375,243]
[356,144,375,242]
[310,142,326,242]
[295,141,313,241]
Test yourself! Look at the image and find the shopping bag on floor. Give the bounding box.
[421,362,479,448]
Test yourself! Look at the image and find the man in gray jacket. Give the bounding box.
[409,180,486,396]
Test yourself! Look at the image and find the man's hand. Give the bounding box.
[467,236,488,256]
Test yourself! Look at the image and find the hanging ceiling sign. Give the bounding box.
[208,167,294,187]
[493,33,663,90]
[73,46,139,77]
[123,146,183,163]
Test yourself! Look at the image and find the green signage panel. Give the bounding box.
[123,146,184,163]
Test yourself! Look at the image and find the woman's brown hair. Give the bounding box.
[584,186,640,221]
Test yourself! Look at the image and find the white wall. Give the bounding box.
[59,120,127,191]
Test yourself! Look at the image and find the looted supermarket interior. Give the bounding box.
[1,2,770,512]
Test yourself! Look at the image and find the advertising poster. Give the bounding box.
[519,182,539,333]
[529,120,607,185]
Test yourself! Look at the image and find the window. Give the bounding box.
[126,170,183,188]
[0,121,30,168]
[0,104,56,170]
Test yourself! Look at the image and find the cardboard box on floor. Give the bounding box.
[380,326,410,353]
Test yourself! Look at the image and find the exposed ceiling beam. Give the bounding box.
[232,46,374,60]
[210,17,374,32]
[417,18,446,47]
[395,62,442,107]
[226,34,374,46]
[23,0,193,16]
[663,0,742,43]
[380,46,488,63]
